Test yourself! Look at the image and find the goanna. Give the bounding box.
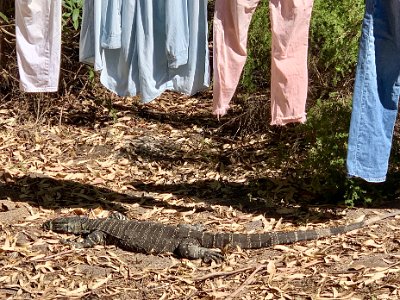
[43,211,399,263]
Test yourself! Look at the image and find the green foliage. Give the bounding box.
[310,0,364,94]
[0,12,9,23]
[242,1,271,92]
[300,97,352,200]
[88,68,95,82]
[62,0,83,30]
[343,179,372,207]
[299,96,378,207]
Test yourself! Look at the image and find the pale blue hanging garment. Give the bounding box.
[79,0,210,102]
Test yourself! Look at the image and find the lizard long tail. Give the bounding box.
[201,210,400,250]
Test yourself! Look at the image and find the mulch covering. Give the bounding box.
[1,92,400,299]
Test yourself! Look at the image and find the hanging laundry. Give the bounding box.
[15,0,62,92]
[80,0,210,102]
[213,0,314,125]
[347,0,400,183]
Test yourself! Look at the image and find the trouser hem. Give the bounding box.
[347,173,386,183]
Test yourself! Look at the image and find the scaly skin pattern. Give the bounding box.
[43,211,400,262]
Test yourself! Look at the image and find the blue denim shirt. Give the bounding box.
[80,0,210,102]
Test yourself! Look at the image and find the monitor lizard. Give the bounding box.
[43,210,399,263]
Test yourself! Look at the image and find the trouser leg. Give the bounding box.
[347,0,400,182]
[212,0,260,117]
[15,0,62,92]
[269,0,314,125]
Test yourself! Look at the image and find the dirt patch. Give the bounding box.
[0,199,30,224]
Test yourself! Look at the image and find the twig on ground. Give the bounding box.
[194,264,263,282]
[226,264,266,300]
[30,249,77,262]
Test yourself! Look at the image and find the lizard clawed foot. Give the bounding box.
[176,240,225,264]
[201,249,225,264]
[60,238,84,249]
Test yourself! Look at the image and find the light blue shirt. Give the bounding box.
[80,0,210,102]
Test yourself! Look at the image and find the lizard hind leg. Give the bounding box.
[108,211,128,220]
[176,238,224,263]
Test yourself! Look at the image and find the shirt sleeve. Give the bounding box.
[100,0,122,49]
[165,0,190,68]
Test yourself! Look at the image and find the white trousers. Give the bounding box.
[15,0,62,92]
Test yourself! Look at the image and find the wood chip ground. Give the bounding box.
[1,93,400,299]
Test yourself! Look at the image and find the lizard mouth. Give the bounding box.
[42,221,52,231]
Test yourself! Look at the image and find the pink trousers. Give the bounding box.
[15,0,62,92]
[213,0,314,125]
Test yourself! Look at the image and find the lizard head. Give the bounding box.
[43,216,88,234]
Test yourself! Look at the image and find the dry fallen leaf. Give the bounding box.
[1,90,400,299]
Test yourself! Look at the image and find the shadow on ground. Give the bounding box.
[0,173,355,225]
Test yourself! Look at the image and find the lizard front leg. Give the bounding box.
[178,224,206,232]
[176,239,224,263]
[62,230,107,248]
